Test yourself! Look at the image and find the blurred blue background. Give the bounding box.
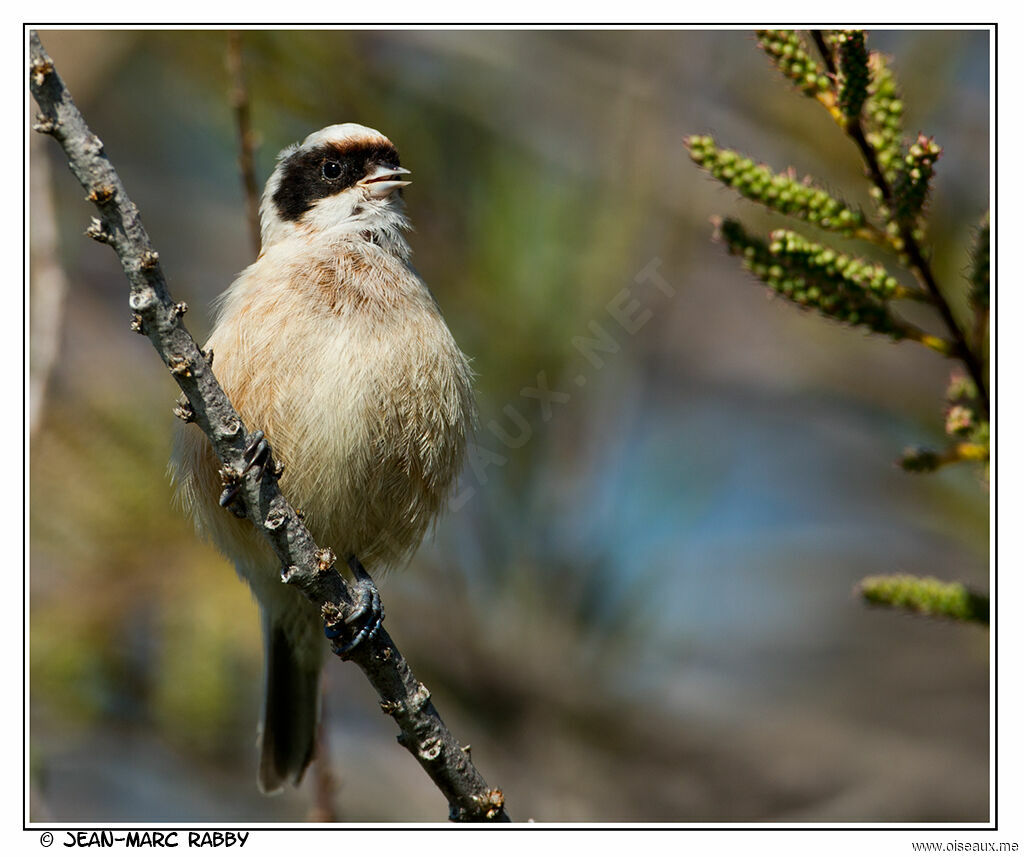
[29,28,990,822]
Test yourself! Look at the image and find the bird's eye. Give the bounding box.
[321,160,342,181]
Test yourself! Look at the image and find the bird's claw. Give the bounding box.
[242,430,271,480]
[325,556,384,658]
[218,431,271,514]
[218,482,242,509]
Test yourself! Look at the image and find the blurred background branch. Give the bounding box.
[29,131,69,437]
[225,31,262,257]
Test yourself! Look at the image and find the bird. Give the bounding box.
[171,123,475,793]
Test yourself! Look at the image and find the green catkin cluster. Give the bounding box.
[686,136,866,236]
[835,30,869,120]
[859,574,989,624]
[945,374,979,431]
[899,373,989,475]
[717,218,902,337]
[863,52,905,184]
[969,213,990,312]
[769,230,902,300]
[944,373,988,446]
[755,30,831,97]
[945,405,975,436]
[892,134,942,225]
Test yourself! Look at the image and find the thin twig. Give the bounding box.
[847,121,990,418]
[809,29,990,419]
[225,31,262,256]
[810,30,836,77]
[29,30,509,824]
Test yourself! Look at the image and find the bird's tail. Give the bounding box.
[258,617,322,794]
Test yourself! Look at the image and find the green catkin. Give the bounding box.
[892,134,942,225]
[859,575,989,624]
[836,30,870,120]
[716,219,903,338]
[863,52,905,185]
[755,30,831,97]
[686,136,867,237]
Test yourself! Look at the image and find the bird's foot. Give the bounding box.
[324,556,384,659]
[242,430,271,480]
[218,430,271,512]
[217,470,245,515]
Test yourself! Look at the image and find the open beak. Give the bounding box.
[359,163,411,198]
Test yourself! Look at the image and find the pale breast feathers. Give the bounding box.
[172,238,474,575]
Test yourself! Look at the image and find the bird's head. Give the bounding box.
[259,123,411,251]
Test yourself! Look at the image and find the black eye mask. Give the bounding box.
[272,140,401,222]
